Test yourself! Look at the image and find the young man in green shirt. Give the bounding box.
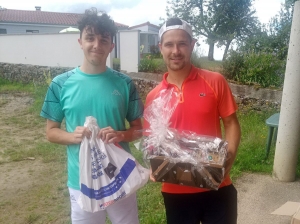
[40,8,143,224]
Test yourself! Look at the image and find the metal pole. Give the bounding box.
[273,1,300,181]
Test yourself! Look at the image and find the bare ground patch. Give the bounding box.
[0,93,44,161]
[0,93,70,224]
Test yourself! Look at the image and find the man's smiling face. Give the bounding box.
[159,29,195,72]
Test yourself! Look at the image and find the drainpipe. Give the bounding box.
[273,0,300,181]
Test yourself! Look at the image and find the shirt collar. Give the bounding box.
[161,65,198,88]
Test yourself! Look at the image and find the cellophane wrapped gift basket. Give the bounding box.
[142,88,228,190]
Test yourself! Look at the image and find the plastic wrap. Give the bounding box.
[142,88,227,190]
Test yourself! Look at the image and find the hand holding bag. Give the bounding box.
[77,116,149,212]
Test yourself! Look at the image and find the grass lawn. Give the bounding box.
[0,78,299,224]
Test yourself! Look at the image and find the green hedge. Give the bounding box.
[222,51,285,88]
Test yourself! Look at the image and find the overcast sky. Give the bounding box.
[2,0,285,59]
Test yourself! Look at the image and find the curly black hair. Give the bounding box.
[77,8,117,41]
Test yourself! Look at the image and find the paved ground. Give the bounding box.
[235,172,300,224]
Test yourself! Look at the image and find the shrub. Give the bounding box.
[138,55,160,73]
[113,58,120,71]
[222,51,245,80]
[240,51,285,88]
[153,58,167,73]
[222,50,285,88]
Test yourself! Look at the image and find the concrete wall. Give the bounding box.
[0,33,112,68]
[119,30,140,73]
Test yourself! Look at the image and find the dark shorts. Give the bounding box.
[162,184,237,224]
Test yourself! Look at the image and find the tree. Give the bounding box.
[268,0,294,60]
[237,0,294,60]
[215,0,259,60]
[165,0,258,61]
[222,0,296,88]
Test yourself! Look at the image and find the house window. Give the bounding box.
[26,30,39,33]
[0,29,7,34]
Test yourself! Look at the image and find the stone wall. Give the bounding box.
[0,62,282,110]
[0,63,71,84]
[125,70,282,110]
[229,83,282,111]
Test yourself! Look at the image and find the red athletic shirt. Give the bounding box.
[144,65,238,194]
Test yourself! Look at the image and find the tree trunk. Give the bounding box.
[222,40,231,61]
[208,42,215,61]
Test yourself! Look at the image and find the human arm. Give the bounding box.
[221,112,241,177]
[46,119,91,145]
[97,118,143,144]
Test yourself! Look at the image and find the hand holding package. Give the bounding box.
[77,116,149,212]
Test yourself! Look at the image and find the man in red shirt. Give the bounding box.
[144,18,241,224]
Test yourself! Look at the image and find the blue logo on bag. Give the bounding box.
[91,146,107,179]
[81,158,136,200]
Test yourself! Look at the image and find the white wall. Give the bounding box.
[119,30,140,73]
[0,33,112,68]
[0,22,72,35]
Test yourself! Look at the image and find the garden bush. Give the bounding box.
[223,50,285,88]
[113,58,120,71]
[138,55,160,73]
[222,51,245,80]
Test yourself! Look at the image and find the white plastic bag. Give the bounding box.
[77,116,150,212]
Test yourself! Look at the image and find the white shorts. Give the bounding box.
[69,188,139,224]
